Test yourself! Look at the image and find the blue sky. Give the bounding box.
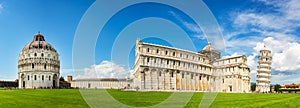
[0,0,300,85]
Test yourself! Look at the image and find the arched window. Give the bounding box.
[34,53,37,57]
[41,53,44,57]
[49,76,51,80]
[34,75,37,80]
[165,51,168,55]
[44,64,46,69]
[42,75,44,80]
[32,64,34,69]
[156,49,159,53]
[147,48,150,52]
[28,75,30,80]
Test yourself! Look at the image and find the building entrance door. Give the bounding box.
[53,80,56,88]
[228,85,232,92]
[23,81,25,88]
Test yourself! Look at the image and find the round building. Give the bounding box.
[18,32,60,89]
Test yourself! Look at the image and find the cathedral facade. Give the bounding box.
[18,32,60,89]
[133,39,250,93]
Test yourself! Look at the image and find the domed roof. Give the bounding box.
[22,32,57,52]
[202,42,216,51]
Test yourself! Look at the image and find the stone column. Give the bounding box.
[200,74,203,91]
[141,71,145,90]
[176,70,181,90]
[151,69,158,90]
[145,69,151,90]
[195,74,198,91]
[186,72,190,90]
[181,72,186,91]
[165,70,171,90]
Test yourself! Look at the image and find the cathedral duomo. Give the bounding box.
[133,39,251,92]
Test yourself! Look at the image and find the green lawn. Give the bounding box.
[1,89,300,108]
[0,89,89,108]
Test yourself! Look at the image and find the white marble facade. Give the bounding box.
[256,49,272,93]
[18,32,60,89]
[71,78,133,89]
[133,39,250,93]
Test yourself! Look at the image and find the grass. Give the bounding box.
[107,89,173,107]
[1,89,300,108]
[210,93,300,108]
[0,89,89,108]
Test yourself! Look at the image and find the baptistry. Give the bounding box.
[18,32,60,89]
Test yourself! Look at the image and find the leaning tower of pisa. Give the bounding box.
[256,49,272,93]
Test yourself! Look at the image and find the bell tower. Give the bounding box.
[256,48,272,93]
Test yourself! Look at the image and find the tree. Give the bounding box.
[274,84,281,93]
[59,76,65,82]
[251,83,256,92]
[270,85,273,93]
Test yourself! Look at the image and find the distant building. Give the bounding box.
[133,39,250,92]
[18,32,60,89]
[280,84,300,93]
[70,78,133,89]
[256,49,272,93]
[0,80,18,87]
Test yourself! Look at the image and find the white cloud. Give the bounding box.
[250,72,257,82]
[224,0,300,84]
[0,3,3,13]
[75,61,133,79]
[257,0,300,22]
[272,43,300,72]
[271,73,300,85]
[249,36,300,73]
[236,0,300,31]
[234,12,292,31]
[168,11,205,39]
[284,0,300,21]
[270,74,290,85]
[247,53,257,71]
